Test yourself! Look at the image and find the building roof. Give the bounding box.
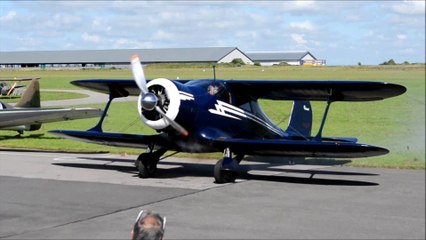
[245,51,316,61]
[0,47,241,65]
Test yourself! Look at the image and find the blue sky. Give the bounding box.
[0,1,424,65]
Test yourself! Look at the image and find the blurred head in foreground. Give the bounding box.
[131,210,166,240]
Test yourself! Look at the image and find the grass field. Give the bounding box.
[0,64,424,169]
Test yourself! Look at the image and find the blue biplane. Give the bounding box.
[50,55,406,183]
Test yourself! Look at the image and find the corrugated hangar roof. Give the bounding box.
[0,47,239,65]
[246,51,315,61]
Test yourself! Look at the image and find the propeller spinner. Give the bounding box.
[131,55,188,137]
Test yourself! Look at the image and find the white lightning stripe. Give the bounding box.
[209,100,284,136]
[209,101,242,120]
[179,91,194,101]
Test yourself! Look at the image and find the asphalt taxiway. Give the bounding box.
[0,150,424,239]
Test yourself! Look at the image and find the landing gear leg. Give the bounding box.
[15,130,24,137]
[135,146,167,178]
[214,148,240,184]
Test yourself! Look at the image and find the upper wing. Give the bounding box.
[202,136,388,158]
[0,108,102,128]
[71,79,406,102]
[226,80,407,102]
[71,79,140,96]
[70,79,190,96]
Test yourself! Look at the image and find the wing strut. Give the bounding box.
[89,86,129,132]
[314,90,333,141]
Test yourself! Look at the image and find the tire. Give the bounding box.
[214,159,238,183]
[137,153,157,178]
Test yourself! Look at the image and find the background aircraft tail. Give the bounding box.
[15,79,41,108]
[285,100,312,139]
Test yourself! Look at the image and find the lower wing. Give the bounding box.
[204,137,388,158]
[49,130,164,149]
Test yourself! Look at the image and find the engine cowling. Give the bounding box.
[138,78,181,130]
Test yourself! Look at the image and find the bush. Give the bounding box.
[231,58,245,66]
[380,59,397,65]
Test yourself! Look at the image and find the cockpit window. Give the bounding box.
[207,85,220,96]
[207,83,232,103]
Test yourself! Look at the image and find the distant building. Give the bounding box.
[0,47,253,69]
[0,48,325,69]
[245,51,326,66]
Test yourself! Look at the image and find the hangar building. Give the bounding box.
[245,51,325,66]
[0,47,253,68]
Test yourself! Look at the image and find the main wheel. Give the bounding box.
[214,158,238,183]
[137,153,158,178]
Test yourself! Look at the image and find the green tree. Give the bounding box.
[380,59,397,65]
[387,59,396,65]
[231,58,245,66]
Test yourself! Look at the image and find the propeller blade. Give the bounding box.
[131,54,148,94]
[155,106,189,137]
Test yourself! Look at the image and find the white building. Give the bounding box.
[245,51,325,66]
[0,47,253,68]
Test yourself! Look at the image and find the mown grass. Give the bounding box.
[0,65,424,169]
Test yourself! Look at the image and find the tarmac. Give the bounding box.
[41,89,138,107]
[0,150,424,239]
[2,88,426,239]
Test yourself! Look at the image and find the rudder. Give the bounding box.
[15,79,41,108]
[285,100,312,138]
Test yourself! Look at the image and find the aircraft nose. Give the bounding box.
[141,92,158,111]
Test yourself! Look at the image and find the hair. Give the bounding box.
[132,211,165,240]
[135,227,164,240]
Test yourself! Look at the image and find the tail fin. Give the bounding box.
[285,100,312,139]
[15,79,41,108]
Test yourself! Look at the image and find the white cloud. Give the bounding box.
[44,13,81,30]
[236,31,258,39]
[0,1,424,65]
[285,1,317,11]
[81,32,100,43]
[391,1,425,15]
[0,11,17,22]
[397,34,407,40]
[289,20,314,31]
[112,38,154,49]
[291,33,307,45]
[152,30,174,41]
[91,18,111,32]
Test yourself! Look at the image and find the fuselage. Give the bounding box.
[159,79,285,153]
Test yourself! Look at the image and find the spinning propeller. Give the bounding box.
[131,55,189,137]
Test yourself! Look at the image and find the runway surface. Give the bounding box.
[0,150,424,239]
[41,89,138,107]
